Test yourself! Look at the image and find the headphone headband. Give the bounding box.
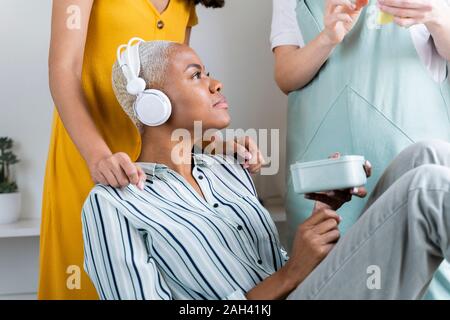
[116,37,172,127]
[117,37,146,95]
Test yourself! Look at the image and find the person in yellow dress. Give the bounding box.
[39,0,256,300]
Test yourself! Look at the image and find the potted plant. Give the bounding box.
[0,137,21,224]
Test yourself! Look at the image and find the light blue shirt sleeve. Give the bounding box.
[224,290,247,300]
[82,191,172,300]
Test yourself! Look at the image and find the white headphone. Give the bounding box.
[116,37,172,127]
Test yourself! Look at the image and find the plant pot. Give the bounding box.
[0,192,21,224]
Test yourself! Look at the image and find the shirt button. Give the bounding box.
[237,225,243,231]
[198,175,204,180]
[257,259,263,265]
[213,203,219,208]
[157,20,165,29]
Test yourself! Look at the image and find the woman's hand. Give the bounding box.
[232,136,267,173]
[246,206,342,299]
[205,135,267,173]
[88,152,146,190]
[305,152,372,211]
[282,208,342,289]
[377,0,450,28]
[322,0,369,46]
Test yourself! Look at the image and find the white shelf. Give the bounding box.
[0,293,37,300]
[0,219,40,239]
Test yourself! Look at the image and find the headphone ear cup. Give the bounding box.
[126,77,147,95]
[134,90,172,127]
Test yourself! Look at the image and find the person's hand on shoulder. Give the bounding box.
[88,152,146,190]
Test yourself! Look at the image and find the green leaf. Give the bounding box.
[0,181,18,193]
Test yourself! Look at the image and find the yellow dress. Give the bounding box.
[38,0,198,300]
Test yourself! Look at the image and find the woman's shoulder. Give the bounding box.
[200,153,258,197]
[83,184,120,209]
[199,153,244,172]
[84,183,140,211]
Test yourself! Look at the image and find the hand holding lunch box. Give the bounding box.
[291,154,371,211]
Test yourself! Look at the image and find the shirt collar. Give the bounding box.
[136,153,214,180]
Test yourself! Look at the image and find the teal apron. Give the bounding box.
[286,0,450,299]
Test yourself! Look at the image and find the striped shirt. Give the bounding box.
[81,153,288,300]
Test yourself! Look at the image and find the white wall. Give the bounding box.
[191,1,287,199]
[0,0,53,221]
[0,0,52,297]
[0,0,287,297]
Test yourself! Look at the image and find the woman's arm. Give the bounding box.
[428,16,450,61]
[377,0,450,61]
[49,0,106,170]
[82,192,172,299]
[246,209,342,299]
[49,0,145,189]
[273,0,367,94]
[246,153,373,299]
[274,37,337,95]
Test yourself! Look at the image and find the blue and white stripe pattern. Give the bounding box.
[82,153,288,300]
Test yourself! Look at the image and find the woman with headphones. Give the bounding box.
[40,0,263,300]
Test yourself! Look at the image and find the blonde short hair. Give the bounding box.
[112,40,177,133]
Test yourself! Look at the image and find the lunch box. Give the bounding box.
[290,155,367,194]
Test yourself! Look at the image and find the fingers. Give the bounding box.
[322,229,341,244]
[98,162,120,187]
[378,0,431,10]
[95,152,145,188]
[305,208,341,226]
[108,154,132,188]
[248,149,267,174]
[326,0,356,14]
[117,154,146,190]
[314,218,339,234]
[136,165,147,190]
[379,5,425,19]
[232,138,252,169]
[243,136,263,173]
[93,171,108,186]
[118,154,139,185]
[328,12,354,26]
[350,186,368,198]
[392,17,418,27]
[377,0,432,27]
[234,136,266,173]
[110,164,130,188]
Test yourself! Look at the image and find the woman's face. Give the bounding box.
[162,45,231,131]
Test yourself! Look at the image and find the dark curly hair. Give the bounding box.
[193,0,225,8]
